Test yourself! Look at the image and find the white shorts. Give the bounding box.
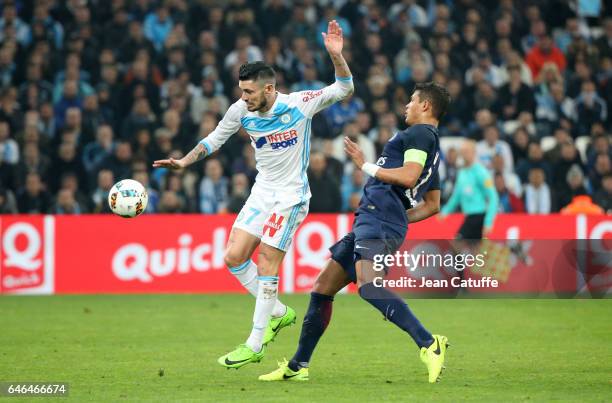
[233,183,310,252]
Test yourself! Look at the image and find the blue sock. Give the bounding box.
[358,282,433,348]
[289,292,334,371]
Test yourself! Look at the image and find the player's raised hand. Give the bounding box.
[152,157,185,169]
[344,136,365,168]
[322,20,343,56]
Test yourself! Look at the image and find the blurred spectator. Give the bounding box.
[133,170,159,213]
[316,6,351,48]
[0,2,31,47]
[60,172,90,213]
[91,169,114,214]
[525,167,551,214]
[281,5,316,47]
[575,81,607,136]
[587,134,612,170]
[495,64,536,121]
[166,172,193,212]
[332,121,376,166]
[525,34,566,78]
[119,20,156,64]
[441,79,470,136]
[99,141,133,183]
[589,154,611,193]
[544,128,573,164]
[476,125,513,173]
[440,147,459,204]
[323,95,364,135]
[556,164,588,210]
[158,191,185,213]
[144,4,173,52]
[492,154,522,197]
[16,142,50,186]
[552,143,584,202]
[347,192,361,212]
[495,173,524,213]
[199,158,228,214]
[231,143,257,184]
[224,32,263,70]
[228,173,250,213]
[0,120,19,164]
[260,0,291,37]
[395,37,432,84]
[594,17,612,58]
[17,173,51,214]
[50,141,85,192]
[82,124,115,174]
[121,98,157,139]
[593,174,612,213]
[320,139,344,183]
[18,62,52,107]
[341,169,366,212]
[308,152,341,213]
[535,81,576,134]
[290,64,325,92]
[509,127,531,166]
[465,52,505,88]
[467,109,495,141]
[0,187,18,214]
[190,78,229,124]
[516,141,553,184]
[51,189,83,215]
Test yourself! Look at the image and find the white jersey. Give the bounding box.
[199,77,354,205]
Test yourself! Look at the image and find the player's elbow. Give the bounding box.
[337,80,354,98]
[403,176,419,189]
[342,85,354,99]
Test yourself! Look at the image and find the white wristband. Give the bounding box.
[362,162,380,177]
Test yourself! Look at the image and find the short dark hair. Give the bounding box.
[238,61,276,84]
[414,82,451,120]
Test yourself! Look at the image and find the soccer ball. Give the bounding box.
[108,179,148,218]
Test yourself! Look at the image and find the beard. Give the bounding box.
[249,96,269,112]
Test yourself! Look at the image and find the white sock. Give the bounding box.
[246,276,278,352]
[229,260,287,317]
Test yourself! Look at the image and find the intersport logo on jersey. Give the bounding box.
[253,129,298,150]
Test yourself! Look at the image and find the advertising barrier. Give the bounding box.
[0,214,610,295]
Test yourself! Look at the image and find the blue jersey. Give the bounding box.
[356,124,440,227]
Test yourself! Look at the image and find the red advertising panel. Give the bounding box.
[0,216,54,294]
[55,215,240,293]
[0,214,610,295]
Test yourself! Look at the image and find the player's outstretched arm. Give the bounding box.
[152,101,242,169]
[344,137,424,188]
[323,20,352,80]
[152,143,208,169]
[407,190,440,223]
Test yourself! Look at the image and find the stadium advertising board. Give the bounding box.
[0,214,610,295]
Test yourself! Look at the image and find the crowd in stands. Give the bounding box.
[0,0,610,215]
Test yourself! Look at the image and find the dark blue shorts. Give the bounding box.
[329,213,407,283]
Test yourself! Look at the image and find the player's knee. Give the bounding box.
[312,276,335,296]
[224,250,248,270]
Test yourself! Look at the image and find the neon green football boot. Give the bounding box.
[217,344,265,369]
[258,359,309,381]
[420,334,449,383]
[263,306,297,345]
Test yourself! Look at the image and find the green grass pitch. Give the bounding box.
[1,295,610,402]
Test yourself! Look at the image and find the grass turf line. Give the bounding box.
[0,295,610,402]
